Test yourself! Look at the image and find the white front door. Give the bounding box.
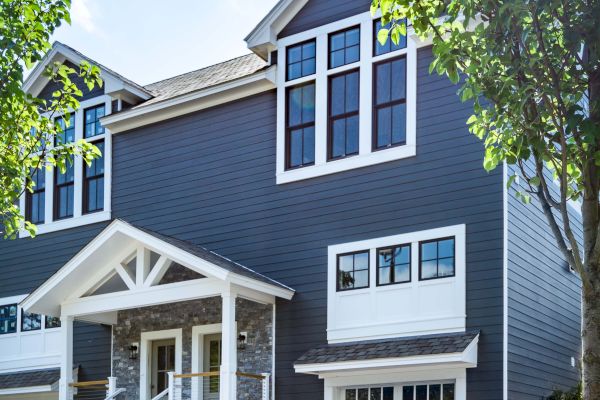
[203,333,222,400]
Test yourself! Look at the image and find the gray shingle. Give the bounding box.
[140,54,268,107]
[294,331,479,365]
[0,368,60,389]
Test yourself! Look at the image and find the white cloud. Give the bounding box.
[70,0,100,35]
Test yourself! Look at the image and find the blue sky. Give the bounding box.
[49,0,279,85]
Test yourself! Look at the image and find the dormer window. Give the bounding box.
[276,12,419,184]
[84,104,105,138]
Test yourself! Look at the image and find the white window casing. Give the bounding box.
[276,11,427,184]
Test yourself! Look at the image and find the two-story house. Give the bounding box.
[0,1,582,399]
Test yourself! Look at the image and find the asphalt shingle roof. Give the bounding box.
[295,331,479,365]
[128,220,293,293]
[0,368,60,390]
[140,53,268,107]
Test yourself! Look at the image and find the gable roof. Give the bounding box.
[23,42,152,103]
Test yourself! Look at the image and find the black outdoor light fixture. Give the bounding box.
[129,343,139,360]
[237,332,247,350]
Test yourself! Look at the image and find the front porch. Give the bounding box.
[20,220,294,400]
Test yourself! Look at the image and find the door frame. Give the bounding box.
[191,324,222,400]
[140,328,183,400]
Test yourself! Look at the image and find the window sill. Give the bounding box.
[19,210,111,238]
[277,144,416,184]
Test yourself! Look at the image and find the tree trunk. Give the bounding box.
[582,266,600,399]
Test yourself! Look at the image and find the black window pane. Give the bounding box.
[370,388,381,400]
[0,304,17,335]
[376,62,391,104]
[332,118,346,158]
[289,87,303,126]
[287,40,316,81]
[391,58,407,100]
[329,27,360,68]
[420,238,456,280]
[21,310,41,331]
[429,384,441,400]
[403,386,414,400]
[302,59,316,76]
[346,45,360,64]
[346,389,357,400]
[288,63,302,81]
[346,115,359,154]
[84,105,105,138]
[331,76,346,116]
[331,50,346,68]
[303,126,315,164]
[288,45,302,63]
[383,387,394,400]
[338,251,369,290]
[374,19,407,56]
[346,28,360,46]
[45,315,61,329]
[377,106,392,148]
[391,103,407,145]
[302,84,315,123]
[442,384,455,400]
[346,72,359,112]
[416,385,427,400]
[290,129,303,167]
[331,32,345,51]
[358,388,369,400]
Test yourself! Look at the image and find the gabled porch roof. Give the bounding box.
[21,219,294,323]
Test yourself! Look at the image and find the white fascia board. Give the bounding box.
[102,68,277,134]
[0,385,54,395]
[295,336,479,375]
[244,0,309,59]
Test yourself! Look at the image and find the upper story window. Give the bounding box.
[373,57,407,149]
[329,70,359,160]
[419,237,455,280]
[276,11,420,184]
[329,26,360,68]
[286,40,316,81]
[337,251,369,291]
[26,168,45,224]
[21,96,112,237]
[373,19,407,56]
[84,104,106,138]
[0,304,17,335]
[21,310,41,332]
[286,83,316,169]
[377,243,410,286]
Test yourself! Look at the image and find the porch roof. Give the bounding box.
[21,219,294,319]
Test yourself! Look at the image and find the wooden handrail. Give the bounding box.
[69,380,109,388]
[173,371,220,379]
[236,371,265,380]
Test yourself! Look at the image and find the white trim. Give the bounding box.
[191,323,222,400]
[0,385,54,395]
[327,224,466,342]
[275,11,423,184]
[140,328,183,400]
[502,161,508,399]
[0,294,28,305]
[20,210,111,238]
[102,69,276,134]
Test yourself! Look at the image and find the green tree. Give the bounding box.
[0,0,101,238]
[371,0,599,397]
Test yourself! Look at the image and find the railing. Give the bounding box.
[68,377,125,400]
[164,370,270,400]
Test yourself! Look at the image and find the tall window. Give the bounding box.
[287,40,316,81]
[21,310,41,332]
[83,140,105,214]
[419,237,455,280]
[84,104,105,138]
[0,304,17,335]
[286,82,315,169]
[337,251,369,291]
[55,114,75,145]
[328,70,360,160]
[377,244,411,285]
[373,57,407,150]
[26,168,45,224]
[54,159,75,220]
[373,19,407,56]
[329,26,360,68]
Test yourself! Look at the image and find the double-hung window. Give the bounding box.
[83,140,105,214]
[286,83,316,169]
[54,158,75,220]
[329,70,359,159]
[55,114,75,145]
[373,57,407,149]
[26,168,45,224]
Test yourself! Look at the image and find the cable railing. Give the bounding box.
[69,377,125,400]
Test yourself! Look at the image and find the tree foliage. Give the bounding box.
[372,0,600,398]
[0,0,101,238]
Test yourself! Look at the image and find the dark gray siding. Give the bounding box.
[111,47,504,399]
[38,60,104,103]
[507,165,582,398]
[0,209,112,384]
[279,0,371,38]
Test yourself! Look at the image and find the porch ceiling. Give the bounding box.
[21,219,294,320]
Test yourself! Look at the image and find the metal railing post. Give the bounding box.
[167,372,175,400]
[261,373,270,400]
[107,376,117,397]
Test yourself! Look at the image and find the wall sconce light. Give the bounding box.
[129,343,139,360]
[237,332,247,350]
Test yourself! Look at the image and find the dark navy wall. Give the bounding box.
[110,47,504,399]
[279,0,371,38]
[507,165,582,398]
[38,60,104,103]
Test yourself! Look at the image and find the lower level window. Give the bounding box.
[337,251,369,290]
[0,304,17,334]
[403,383,454,400]
[345,387,393,400]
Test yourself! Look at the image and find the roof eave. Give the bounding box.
[102,66,276,134]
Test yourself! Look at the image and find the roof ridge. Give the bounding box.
[144,53,262,89]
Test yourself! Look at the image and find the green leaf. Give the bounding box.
[377,28,390,45]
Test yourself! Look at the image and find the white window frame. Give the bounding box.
[140,328,183,400]
[327,224,466,343]
[19,95,113,237]
[276,11,424,184]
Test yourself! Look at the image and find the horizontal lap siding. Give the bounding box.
[111,48,503,399]
[507,164,582,398]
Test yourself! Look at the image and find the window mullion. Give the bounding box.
[73,108,84,218]
[358,19,372,156]
[314,34,328,166]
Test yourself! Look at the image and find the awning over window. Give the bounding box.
[0,368,62,396]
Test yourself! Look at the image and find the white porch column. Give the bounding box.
[220,291,237,399]
[59,315,74,400]
[455,371,467,400]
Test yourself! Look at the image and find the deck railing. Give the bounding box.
[68,377,125,400]
[164,370,270,400]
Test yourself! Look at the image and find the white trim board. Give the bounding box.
[140,328,183,400]
[0,385,55,396]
